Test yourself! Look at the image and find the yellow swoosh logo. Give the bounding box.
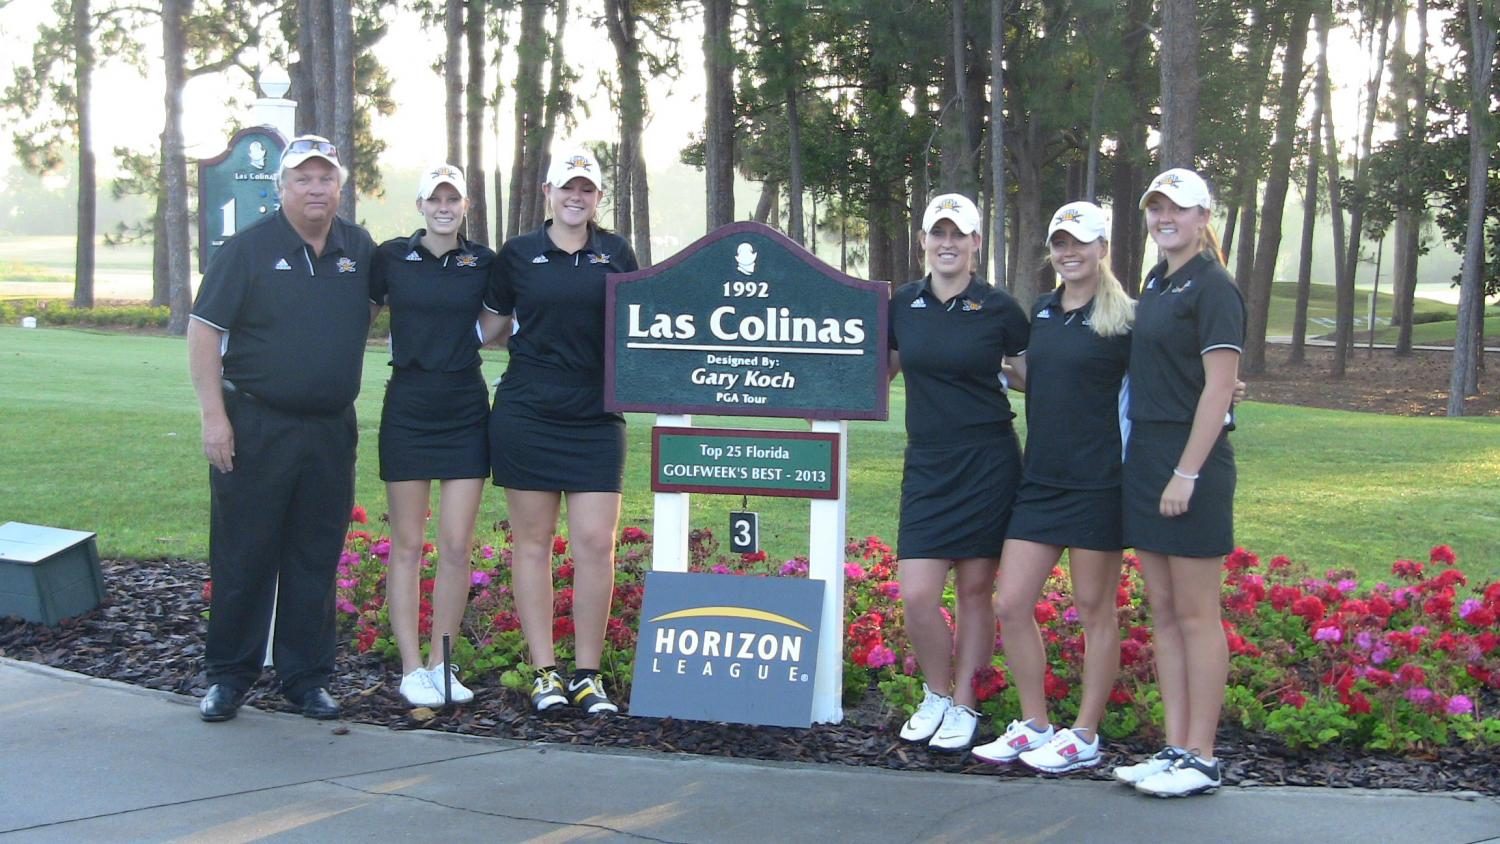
[650,606,811,631]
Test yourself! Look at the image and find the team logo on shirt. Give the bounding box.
[531,254,550,264]
[404,250,422,262]
[274,258,292,271]
[456,253,478,267]
[1036,308,1052,319]
[909,297,927,309]
[961,298,983,312]
[1168,279,1193,294]
[1145,278,1157,290]
[589,253,612,264]
[337,257,357,273]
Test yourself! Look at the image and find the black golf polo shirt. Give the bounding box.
[1129,253,1245,424]
[371,231,494,372]
[1021,290,1132,489]
[889,275,1030,446]
[192,210,375,415]
[484,222,638,376]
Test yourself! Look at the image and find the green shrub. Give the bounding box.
[1409,311,1454,325]
[1,299,169,329]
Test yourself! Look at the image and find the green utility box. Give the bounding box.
[0,522,105,625]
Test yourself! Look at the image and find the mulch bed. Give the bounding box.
[1248,344,1500,417]
[3,559,1496,796]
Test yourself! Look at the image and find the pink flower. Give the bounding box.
[880,581,901,599]
[844,562,867,581]
[1405,686,1435,706]
[371,539,391,560]
[865,644,896,668]
[480,545,496,559]
[1446,694,1474,715]
[471,570,492,587]
[780,558,809,577]
[1313,625,1342,643]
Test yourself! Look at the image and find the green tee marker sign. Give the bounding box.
[196,126,286,272]
[604,222,889,420]
[652,427,839,499]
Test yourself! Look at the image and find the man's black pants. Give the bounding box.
[204,389,357,700]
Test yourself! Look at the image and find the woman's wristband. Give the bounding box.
[1172,467,1199,480]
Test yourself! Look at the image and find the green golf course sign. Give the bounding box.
[604,222,890,420]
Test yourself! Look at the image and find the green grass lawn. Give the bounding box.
[1,326,1496,582]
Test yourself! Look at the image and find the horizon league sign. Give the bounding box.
[603,222,890,420]
[629,571,824,728]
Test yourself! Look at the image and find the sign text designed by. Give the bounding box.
[605,222,889,420]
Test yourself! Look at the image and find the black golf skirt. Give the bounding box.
[897,429,1021,560]
[1122,422,1236,558]
[378,366,490,482]
[1006,480,1124,552]
[488,370,625,493]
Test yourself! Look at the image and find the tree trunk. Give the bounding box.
[1448,0,1496,415]
[163,0,191,335]
[1011,118,1046,310]
[942,0,975,192]
[753,180,778,225]
[1245,2,1313,374]
[1290,121,1321,364]
[1316,9,1353,377]
[1159,0,1200,168]
[990,0,1007,289]
[445,0,463,168]
[1222,205,1239,264]
[466,0,489,245]
[1228,9,1281,284]
[703,0,736,229]
[786,84,805,245]
[1110,0,1152,293]
[508,0,546,236]
[332,0,355,220]
[1395,0,1429,355]
[151,190,168,306]
[529,0,570,230]
[73,0,95,309]
[1339,0,1394,340]
[604,0,652,262]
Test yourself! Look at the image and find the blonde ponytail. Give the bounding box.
[1088,261,1135,338]
[1200,221,1226,266]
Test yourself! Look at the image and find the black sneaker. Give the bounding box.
[567,673,619,714]
[530,668,567,712]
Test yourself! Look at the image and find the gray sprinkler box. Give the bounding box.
[0,522,106,625]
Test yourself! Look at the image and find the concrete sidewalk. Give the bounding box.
[2,660,1496,843]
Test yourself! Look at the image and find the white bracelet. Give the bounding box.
[1173,467,1199,480]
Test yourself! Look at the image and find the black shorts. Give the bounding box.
[488,372,626,493]
[1122,422,1236,558]
[897,430,1021,560]
[1006,481,1124,551]
[378,366,490,482]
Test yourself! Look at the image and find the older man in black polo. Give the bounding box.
[187,135,375,722]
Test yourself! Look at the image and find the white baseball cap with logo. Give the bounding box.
[1139,168,1213,211]
[278,134,346,183]
[418,163,467,200]
[921,193,982,235]
[1046,201,1110,244]
[546,146,603,191]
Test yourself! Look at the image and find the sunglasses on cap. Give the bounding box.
[286,138,339,157]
